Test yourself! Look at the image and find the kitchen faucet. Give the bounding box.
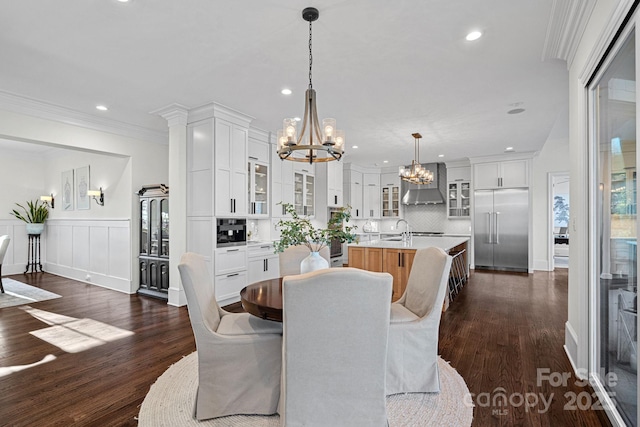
[395,219,412,242]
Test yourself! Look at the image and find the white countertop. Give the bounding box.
[348,236,469,252]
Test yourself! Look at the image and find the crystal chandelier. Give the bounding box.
[399,133,434,185]
[277,7,344,164]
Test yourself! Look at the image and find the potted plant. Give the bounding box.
[10,200,50,235]
[274,203,357,273]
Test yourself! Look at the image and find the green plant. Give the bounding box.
[274,203,357,253]
[10,200,49,223]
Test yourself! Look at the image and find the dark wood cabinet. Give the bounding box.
[137,184,169,299]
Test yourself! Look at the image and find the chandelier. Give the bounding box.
[399,133,434,185]
[277,7,344,164]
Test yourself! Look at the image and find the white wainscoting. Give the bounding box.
[0,220,31,275]
[45,219,132,293]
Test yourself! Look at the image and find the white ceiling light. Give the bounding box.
[96,105,108,111]
[399,133,434,185]
[505,146,514,151]
[352,145,358,149]
[281,88,292,95]
[383,160,388,163]
[277,7,344,164]
[465,31,482,41]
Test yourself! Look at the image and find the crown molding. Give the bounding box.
[468,151,537,164]
[0,90,168,144]
[187,101,254,127]
[150,103,189,127]
[543,0,596,68]
[248,126,270,143]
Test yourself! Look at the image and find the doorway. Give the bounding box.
[550,173,570,269]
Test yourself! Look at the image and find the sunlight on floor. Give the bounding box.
[0,354,56,378]
[21,306,135,353]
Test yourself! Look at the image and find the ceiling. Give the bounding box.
[0,0,568,168]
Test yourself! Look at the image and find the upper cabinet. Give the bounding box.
[363,173,381,219]
[215,118,248,216]
[473,159,529,189]
[447,166,471,218]
[327,161,344,207]
[293,163,315,217]
[271,139,295,218]
[344,169,363,219]
[380,172,401,218]
[248,128,270,218]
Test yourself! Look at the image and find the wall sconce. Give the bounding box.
[87,188,104,206]
[40,194,55,209]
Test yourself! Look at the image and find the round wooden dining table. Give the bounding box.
[240,277,284,322]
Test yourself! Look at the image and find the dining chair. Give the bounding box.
[386,247,453,395]
[278,245,330,276]
[280,267,392,426]
[0,235,10,293]
[177,252,283,420]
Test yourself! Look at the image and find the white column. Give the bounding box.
[154,104,189,306]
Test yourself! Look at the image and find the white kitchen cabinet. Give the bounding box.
[214,246,247,304]
[473,159,529,189]
[380,172,401,218]
[293,163,315,217]
[447,181,471,218]
[344,169,363,219]
[247,243,279,284]
[363,173,381,219]
[271,141,294,218]
[187,119,213,217]
[215,118,248,216]
[327,161,343,207]
[248,130,270,217]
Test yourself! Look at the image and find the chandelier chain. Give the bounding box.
[308,20,313,89]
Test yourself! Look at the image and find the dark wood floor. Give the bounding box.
[0,269,608,426]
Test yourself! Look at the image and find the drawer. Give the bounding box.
[215,247,247,275]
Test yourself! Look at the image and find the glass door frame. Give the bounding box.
[587,10,639,426]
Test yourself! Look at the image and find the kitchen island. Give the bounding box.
[348,236,469,302]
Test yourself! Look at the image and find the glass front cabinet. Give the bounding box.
[294,168,315,216]
[138,184,169,299]
[447,181,470,218]
[248,161,269,217]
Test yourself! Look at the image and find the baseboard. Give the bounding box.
[564,321,581,377]
[45,263,133,294]
[534,259,551,271]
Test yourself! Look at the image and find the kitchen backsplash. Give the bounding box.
[352,204,471,235]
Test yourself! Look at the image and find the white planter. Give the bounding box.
[300,251,329,274]
[25,223,45,235]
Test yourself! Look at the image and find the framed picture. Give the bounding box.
[76,166,90,210]
[61,169,74,211]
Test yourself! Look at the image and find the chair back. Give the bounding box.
[402,247,452,318]
[178,252,221,333]
[278,245,330,276]
[0,235,10,264]
[281,267,392,426]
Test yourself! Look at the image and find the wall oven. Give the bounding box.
[216,218,247,247]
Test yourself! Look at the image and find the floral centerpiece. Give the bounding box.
[10,200,50,235]
[274,203,357,272]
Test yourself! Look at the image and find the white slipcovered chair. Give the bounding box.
[278,245,330,276]
[0,235,10,293]
[386,247,453,395]
[177,252,283,420]
[280,267,392,427]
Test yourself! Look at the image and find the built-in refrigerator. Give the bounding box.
[474,188,528,272]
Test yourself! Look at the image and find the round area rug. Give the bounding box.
[139,352,473,426]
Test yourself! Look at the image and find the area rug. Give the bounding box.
[0,278,61,309]
[138,352,473,426]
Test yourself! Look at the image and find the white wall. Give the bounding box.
[0,107,168,292]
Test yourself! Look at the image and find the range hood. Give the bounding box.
[401,163,446,205]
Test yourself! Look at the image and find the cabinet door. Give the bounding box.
[327,161,343,207]
[501,160,529,187]
[363,173,380,218]
[447,182,460,217]
[248,161,269,216]
[365,247,384,272]
[348,247,365,269]
[215,119,233,215]
[215,247,247,275]
[248,257,265,284]
[473,162,501,189]
[305,174,315,216]
[265,255,279,280]
[215,271,247,302]
[383,249,403,301]
[231,126,248,215]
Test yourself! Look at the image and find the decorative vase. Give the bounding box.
[300,251,329,274]
[25,223,45,235]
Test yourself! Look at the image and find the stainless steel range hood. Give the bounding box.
[401,163,446,205]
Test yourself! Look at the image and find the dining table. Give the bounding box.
[240,277,284,322]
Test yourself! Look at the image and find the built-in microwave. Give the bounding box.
[216,218,247,247]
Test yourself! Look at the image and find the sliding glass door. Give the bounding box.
[590,23,638,427]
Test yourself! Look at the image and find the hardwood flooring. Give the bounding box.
[0,270,609,426]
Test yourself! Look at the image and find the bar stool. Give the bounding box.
[448,249,466,300]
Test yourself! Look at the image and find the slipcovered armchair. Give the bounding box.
[280,268,392,426]
[278,245,330,276]
[0,235,10,293]
[177,252,283,420]
[386,247,453,395]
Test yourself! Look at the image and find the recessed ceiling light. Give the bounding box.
[294,117,301,121]
[383,160,388,163]
[117,0,130,3]
[281,88,292,95]
[507,108,525,114]
[96,105,108,111]
[466,31,482,41]
[505,147,514,151]
[352,145,358,149]
[438,154,444,158]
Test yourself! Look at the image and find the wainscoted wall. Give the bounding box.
[0,220,32,275]
[45,219,132,293]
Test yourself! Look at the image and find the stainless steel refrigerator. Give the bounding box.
[474,188,528,272]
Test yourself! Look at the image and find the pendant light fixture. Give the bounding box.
[399,133,434,185]
[277,7,344,164]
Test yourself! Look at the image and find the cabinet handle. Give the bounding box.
[227,273,239,277]
[370,209,373,217]
[248,156,258,160]
[334,195,338,205]
[304,205,307,215]
[260,245,271,249]
[398,252,401,267]
[356,209,359,217]
[230,198,234,212]
[227,248,240,252]
[455,178,464,181]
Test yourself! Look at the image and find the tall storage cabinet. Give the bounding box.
[138,184,170,299]
[381,172,401,217]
